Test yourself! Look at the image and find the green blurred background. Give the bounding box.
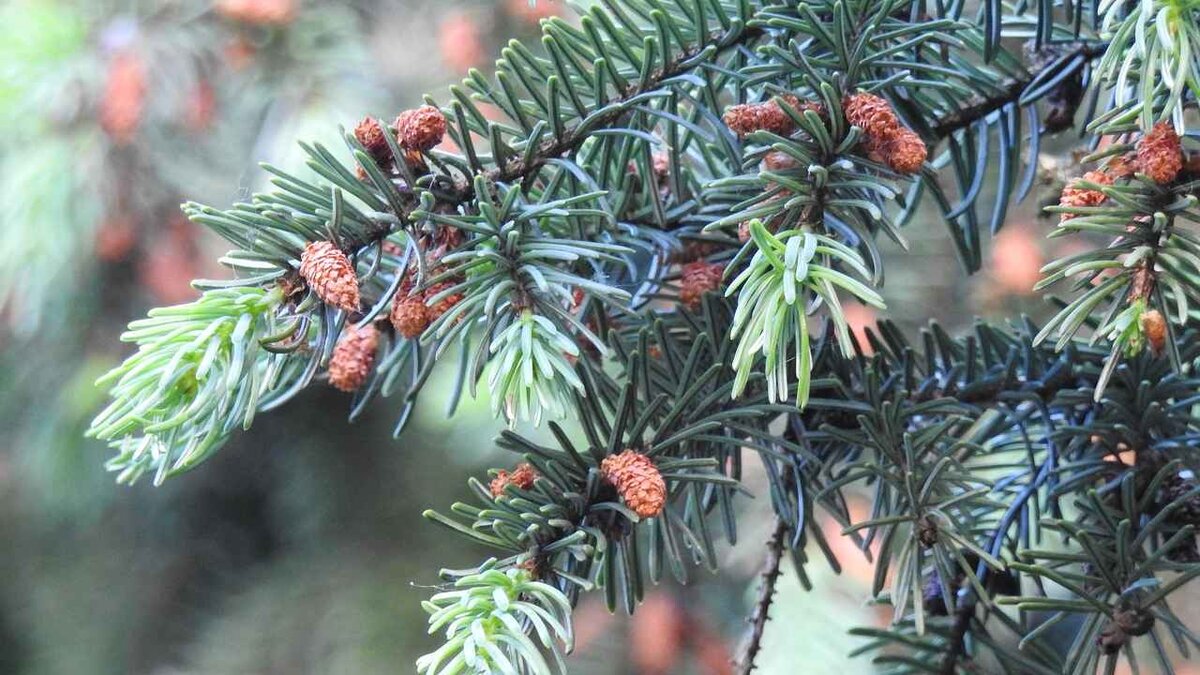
[0,1,1093,673]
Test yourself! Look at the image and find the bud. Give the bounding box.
[394,105,447,152]
[723,103,765,137]
[761,151,797,172]
[328,323,379,392]
[1113,607,1155,637]
[917,515,938,548]
[1058,169,1113,221]
[1137,122,1183,184]
[299,241,360,313]
[600,451,667,519]
[679,261,724,309]
[1140,308,1167,357]
[651,152,671,182]
[489,463,538,497]
[754,95,801,137]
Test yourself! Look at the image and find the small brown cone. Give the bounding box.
[601,450,667,519]
[754,96,799,136]
[299,241,360,312]
[489,463,538,497]
[328,324,379,392]
[354,116,392,163]
[843,92,900,140]
[394,105,447,152]
[1140,309,1167,357]
[1137,122,1183,184]
[843,92,926,173]
[722,95,817,138]
[1058,169,1113,221]
[390,292,429,339]
[679,261,724,309]
[884,128,927,174]
[722,103,764,137]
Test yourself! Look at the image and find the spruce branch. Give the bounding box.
[80,1,1200,672]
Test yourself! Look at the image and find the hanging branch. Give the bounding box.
[83,1,1200,673]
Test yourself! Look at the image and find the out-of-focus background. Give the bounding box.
[0,1,1139,673]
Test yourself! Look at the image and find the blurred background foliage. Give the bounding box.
[0,1,1192,673]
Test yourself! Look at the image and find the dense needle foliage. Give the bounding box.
[89,0,1200,673]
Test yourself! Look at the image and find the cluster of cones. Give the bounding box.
[309,248,465,392]
[353,106,447,179]
[489,449,667,520]
[721,91,928,175]
[1058,122,1186,221]
[1054,122,1185,359]
[296,105,457,392]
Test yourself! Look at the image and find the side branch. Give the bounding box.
[732,516,788,674]
[931,41,1108,139]
[938,599,975,675]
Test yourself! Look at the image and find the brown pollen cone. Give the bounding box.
[722,95,819,138]
[390,291,429,339]
[601,451,667,519]
[1140,309,1167,357]
[490,463,538,496]
[354,116,392,164]
[885,128,927,174]
[328,323,379,392]
[1137,122,1183,184]
[1058,169,1113,221]
[679,261,725,309]
[299,241,360,312]
[843,92,900,139]
[394,105,447,152]
[843,92,926,174]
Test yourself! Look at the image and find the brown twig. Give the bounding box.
[938,598,976,674]
[732,516,789,674]
[931,41,1108,140]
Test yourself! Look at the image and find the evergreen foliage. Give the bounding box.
[89,0,1200,672]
